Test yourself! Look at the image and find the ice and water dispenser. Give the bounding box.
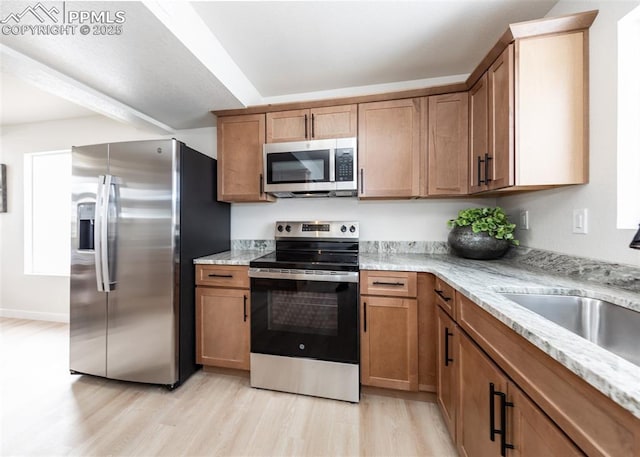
[77,203,95,251]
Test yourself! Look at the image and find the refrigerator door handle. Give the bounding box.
[101,174,113,291]
[94,175,106,292]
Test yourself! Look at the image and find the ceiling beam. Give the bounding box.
[0,44,174,134]
[142,1,262,108]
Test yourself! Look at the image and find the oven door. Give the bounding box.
[249,268,359,364]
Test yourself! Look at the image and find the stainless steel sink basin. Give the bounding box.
[501,293,640,367]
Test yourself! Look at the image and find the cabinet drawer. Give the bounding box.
[434,276,456,317]
[361,271,417,297]
[195,265,249,288]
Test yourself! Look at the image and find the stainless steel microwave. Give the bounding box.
[263,137,357,197]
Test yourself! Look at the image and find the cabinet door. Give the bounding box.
[418,273,437,392]
[469,73,489,194]
[196,287,250,370]
[266,109,309,143]
[510,385,583,457]
[217,114,273,202]
[457,331,505,457]
[487,44,515,191]
[358,99,421,198]
[310,104,357,139]
[360,295,418,391]
[436,305,458,439]
[425,93,469,196]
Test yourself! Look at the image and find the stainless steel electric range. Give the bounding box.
[248,221,360,402]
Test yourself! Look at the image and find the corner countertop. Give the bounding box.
[194,250,640,419]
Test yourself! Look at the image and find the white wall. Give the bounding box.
[498,1,640,267]
[231,198,496,241]
[0,115,216,321]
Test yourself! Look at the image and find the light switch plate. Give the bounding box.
[519,210,529,230]
[572,208,588,234]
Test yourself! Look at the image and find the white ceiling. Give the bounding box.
[0,0,558,130]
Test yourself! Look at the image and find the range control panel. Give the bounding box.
[275,221,359,239]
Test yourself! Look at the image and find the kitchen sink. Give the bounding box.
[501,293,640,367]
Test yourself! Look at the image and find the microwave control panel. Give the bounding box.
[335,148,355,182]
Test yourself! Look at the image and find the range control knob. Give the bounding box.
[277,224,284,232]
[349,225,357,233]
[285,225,292,232]
[340,225,347,233]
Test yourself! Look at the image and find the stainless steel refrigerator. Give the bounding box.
[70,139,230,388]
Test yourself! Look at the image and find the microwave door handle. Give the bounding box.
[94,175,105,292]
[329,149,335,182]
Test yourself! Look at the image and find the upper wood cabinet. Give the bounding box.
[266,105,357,143]
[358,99,421,198]
[421,93,469,196]
[470,31,588,193]
[216,114,274,203]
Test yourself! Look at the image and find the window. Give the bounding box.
[617,5,640,229]
[23,150,71,276]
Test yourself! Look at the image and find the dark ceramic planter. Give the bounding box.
[448,225,510,260]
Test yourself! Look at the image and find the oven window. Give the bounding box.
[268,290,338,336]
[267,150,330,184]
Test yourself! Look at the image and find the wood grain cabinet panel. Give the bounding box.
[360,270,417,297]
[422,93,469,196]
[358,99,421,198]
[195,265,251,371]
[434,276,456,319]
[217,114,273,202]
[266,105,357,143]
[436,305,458,440]
[360,295,418,391]
[418,273,437,392]
[457,293,639,456]
[470,32,588,193]
[456,332,581,457]
[196,287,250,370]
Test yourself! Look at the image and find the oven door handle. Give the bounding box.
[248,268,359,283]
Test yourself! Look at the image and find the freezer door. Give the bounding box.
[70,144,108,377]
[105,140,178,385]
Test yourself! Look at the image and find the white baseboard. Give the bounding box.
[0,308,69,323]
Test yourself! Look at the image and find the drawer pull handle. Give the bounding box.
[435,289,451,301]
[373,281,405,286]
[208,273,233,278]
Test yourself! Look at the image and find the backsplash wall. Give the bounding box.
[230,197,496,241]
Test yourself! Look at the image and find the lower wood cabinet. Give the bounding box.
[436,305,458,440]
[360,270,418,391]
[360,295,418,391]
[195,265,250,370]
[457,331,581,457]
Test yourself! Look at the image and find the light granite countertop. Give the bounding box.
[194,250,266,265]
[194,249,640,419]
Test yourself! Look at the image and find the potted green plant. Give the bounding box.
[447,207,519,259]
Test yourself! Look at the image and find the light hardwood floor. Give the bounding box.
[0,318,457,456]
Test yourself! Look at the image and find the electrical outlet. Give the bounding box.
[572,208,588,234]
[519,210,530,230]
